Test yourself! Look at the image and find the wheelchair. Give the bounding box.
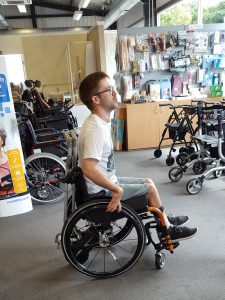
[57,166,180,279]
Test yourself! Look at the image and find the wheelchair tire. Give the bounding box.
[61,199,146,278]
[25,152,66,204]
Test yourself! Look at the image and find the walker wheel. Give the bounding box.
[168,167,183,182]
[155,252,165,269]
[154,149,162,158]
[176,152,189,166]
[213,170,223,178]
[187,146,195,154]
[186,178,202,195]
[179,147,189,154]
[192,161,207,175]
[166,156,175,166]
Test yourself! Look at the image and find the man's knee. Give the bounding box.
[146,178,156,188]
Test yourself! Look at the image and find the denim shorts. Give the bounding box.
[105,177,150,201]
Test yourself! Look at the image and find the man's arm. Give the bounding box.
[83,158,123,212]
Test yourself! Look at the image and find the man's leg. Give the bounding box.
[115,177,198,242]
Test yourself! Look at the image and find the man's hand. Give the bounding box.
[106,186,123,213]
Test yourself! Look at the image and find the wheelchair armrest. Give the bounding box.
[33,138,66,148]
[36,131,64,140]
[34,128,56,134]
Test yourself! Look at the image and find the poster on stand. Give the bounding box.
[0,56,32,217]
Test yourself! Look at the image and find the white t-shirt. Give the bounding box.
[78,113,117,194]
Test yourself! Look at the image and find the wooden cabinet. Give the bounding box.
[124,103,160,150]
[124,100,191,150]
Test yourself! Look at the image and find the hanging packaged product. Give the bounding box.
[169,50,190,69]
[160,79,171,100]
[171,74,183,96]
[118,36,130,72]
[121,75,133,102]
[146,80,161,101]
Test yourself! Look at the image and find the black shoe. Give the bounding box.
[168,226,198,243]
[167,215,190,226]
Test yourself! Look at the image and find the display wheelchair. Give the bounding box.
[56,166,181,279]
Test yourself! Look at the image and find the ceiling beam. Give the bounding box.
[32,0,105,16]
[33,0,75,12]
[30,3,37,28]
[156,0,183,13]
[5,12,104,19]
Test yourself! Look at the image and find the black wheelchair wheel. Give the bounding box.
[25,153,66,203]
[61,200,146,278]
[66,196,134,243]
[154,149,162,158]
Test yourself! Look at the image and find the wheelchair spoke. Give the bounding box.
[86,248,101,269]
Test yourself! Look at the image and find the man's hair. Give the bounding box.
[0,129,7,147]
[79,71,109,111]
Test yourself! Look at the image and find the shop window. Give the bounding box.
[203,1,225,24]
[158,0,198,26]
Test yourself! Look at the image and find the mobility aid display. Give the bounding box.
[168,103,225,183]
[21,79,78,130]
[55,132,180,279]
[16,115,68,203]
[154,103,197,166]
[186,112,225,195]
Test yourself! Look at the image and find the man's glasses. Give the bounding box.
[93,86,116,96]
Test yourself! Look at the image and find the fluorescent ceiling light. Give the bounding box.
[17,4,27,13]
[73,11,83,21]
[0,14,8,27]
[0,0,32,4]
[78,0,90,9]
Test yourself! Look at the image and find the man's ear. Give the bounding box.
[92,95,100,105]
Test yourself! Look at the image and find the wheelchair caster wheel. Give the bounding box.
[186,178,202,195]
[176,152,189,166]
[166,156,174,166]
[155,252,165,269]
[168,167,183,182]
[192,161,207,175]
[154,149,162,158]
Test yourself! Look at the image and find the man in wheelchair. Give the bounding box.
[77,71,198,244]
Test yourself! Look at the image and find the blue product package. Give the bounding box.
[160,78,171,99]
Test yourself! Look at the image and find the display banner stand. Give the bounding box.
[0,56,32,217]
